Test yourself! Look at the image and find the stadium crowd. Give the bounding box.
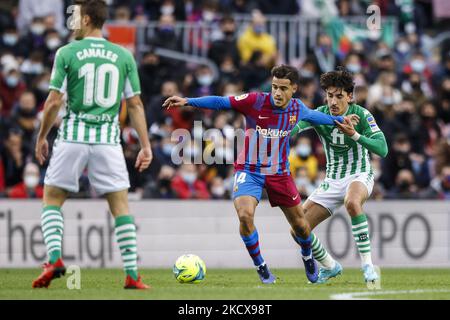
[0,0,449,200]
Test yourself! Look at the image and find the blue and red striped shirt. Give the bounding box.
[187,92,343,176]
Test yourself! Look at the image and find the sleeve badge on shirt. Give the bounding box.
[289,115,297,125]
[234,93,249,101]
[367,116,380,132]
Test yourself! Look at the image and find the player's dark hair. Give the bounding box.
[320,66,355,95]
[74,0,108,29]
[271,65,300,85]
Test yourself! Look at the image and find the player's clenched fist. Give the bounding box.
[135,147,153,172]
[162,96,188,109]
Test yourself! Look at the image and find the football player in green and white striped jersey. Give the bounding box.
[33,0,152,290]
[290,67,388,284]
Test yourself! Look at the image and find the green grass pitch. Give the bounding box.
[1,268,450,300]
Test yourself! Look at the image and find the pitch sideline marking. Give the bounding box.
[330,289,450,300]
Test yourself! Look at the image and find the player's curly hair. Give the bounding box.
[74,0,108,29]
[271,65,300,85]
[319,66,355,95]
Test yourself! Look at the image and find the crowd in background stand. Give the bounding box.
[0,0,449,200]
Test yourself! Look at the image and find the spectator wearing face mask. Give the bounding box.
[7,162,43,198]
[0,58,27,116]
[421,165,450,200]
[10,91,38,154]
[21,17,48,53]
[171,163,210,199]
[189,65,218,97]
[0,25,28,59]
[237,10,277,68]
[385,169,419,199]
[150,14,182,52]
[43,29,62,67]
[208,15,241,68]
[16,0,64,34]
[0,128,26,189]
[210,176,226,199]
[294,166,316,199]
[288,137,318,181]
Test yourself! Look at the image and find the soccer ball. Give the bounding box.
[173,254,206,283]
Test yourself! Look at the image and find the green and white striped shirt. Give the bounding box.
[49,37,141,145]
[295,104,383,179]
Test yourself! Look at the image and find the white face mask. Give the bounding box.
[3,34,18,46]
[46,38,61,50]
[31,24,45,35]
[211,186,225,197]
[197,74,213,86]
[181,172,197,184]
[411,59,426,73]
[160,5,175,15]
[24,175,39,188]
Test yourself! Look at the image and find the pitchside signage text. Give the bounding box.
[0,201,449,268]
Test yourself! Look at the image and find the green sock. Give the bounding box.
[115,215,139,280]
[351,214,373,266]
[311,233,336,269]
[41,205,64,264]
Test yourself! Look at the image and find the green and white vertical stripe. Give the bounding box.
[311,233,329,262]
[351,214,371,254]
[115,215,138,278]
[321,136,372,180]
[41,206,64,263]
[58,111,120,145]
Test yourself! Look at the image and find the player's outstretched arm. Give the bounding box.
[35,90,64,165]
[126,95,153,172]
[163,95,231,110]
[334,117,388,158]
[298,102,344,125]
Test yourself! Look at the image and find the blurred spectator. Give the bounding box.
[171,163,210,199]
[0,97,11,142]
[17,0,64,34]
[421,165,450,200]
[312,33,337,73]
[0,55,27,116]
[0,24,28,58]
[288,136,318,181]
[385,169,419,199]
[237,10,277,68]
[208,15,240,67]
[0,128,26,189]
[367,71,402,109]
[147,80,180,127]
[7,162,43,198]
[188,64,219,97]
[42,29,63,67]
[380,133,415,190]
[21,17,48,54]
[10,91,38,154]
[122,125,147,194]
[150,14,182,52]
[143,164,176,199]
[294,166,316,198]
[240,51,271,91]
[114,5,131,22]
[210,176,226,199]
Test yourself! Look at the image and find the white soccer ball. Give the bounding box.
[173,254,207,283]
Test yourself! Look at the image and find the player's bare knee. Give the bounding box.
[345,199,361,217]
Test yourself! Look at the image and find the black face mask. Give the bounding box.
[398,181,410,191]
[159,178,171,189]
[223,31,234,37]
[18,108,36,118]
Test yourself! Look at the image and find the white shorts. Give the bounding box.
[44,140,130,195]
[307,172,374,215]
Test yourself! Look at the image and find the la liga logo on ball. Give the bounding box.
[173,254,206,283]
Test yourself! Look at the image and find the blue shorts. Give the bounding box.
[232,170,301,207]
